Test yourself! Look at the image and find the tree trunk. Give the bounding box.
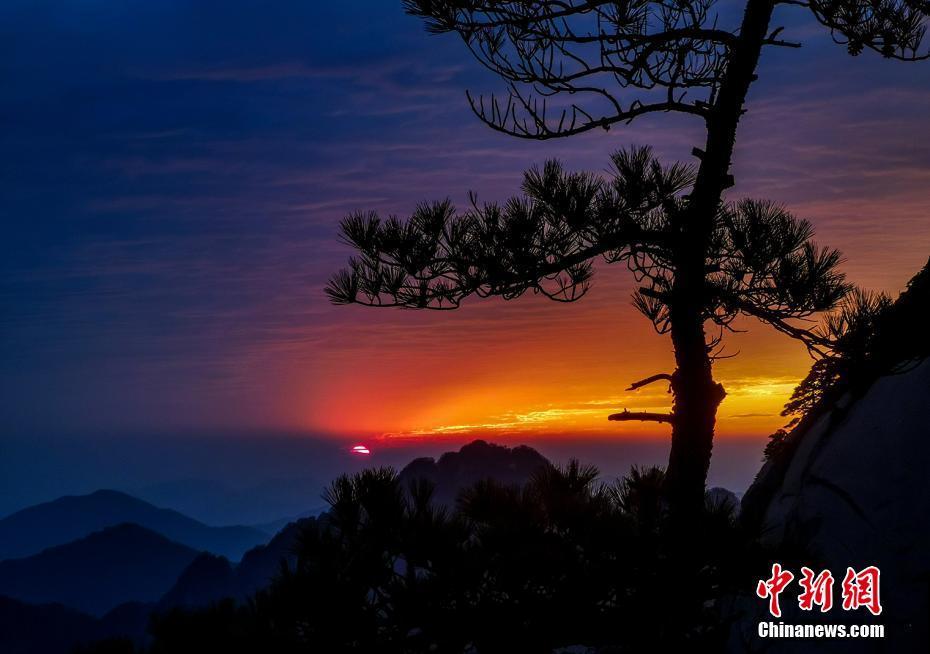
[663,0,777,515]
[666,290,726,516]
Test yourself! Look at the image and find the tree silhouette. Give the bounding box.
[327,0,930,514]
[774,258,930,442]
[145,463,756,653]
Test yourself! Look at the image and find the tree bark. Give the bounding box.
[663,0,777,516]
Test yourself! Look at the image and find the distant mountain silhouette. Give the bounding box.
[250,508,325,536]
[161,442,550,610]
[160,517,315,609]
[0,440,555,653]
[0,595,150,654]
[0,524,200,616]
[0,489,269,562]
[398,440,550,505]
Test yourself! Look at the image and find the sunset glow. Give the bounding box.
[4,0,930,459]
[302,292,822,442]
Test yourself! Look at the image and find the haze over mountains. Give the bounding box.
[1,432,765,521]
[135,477,329,528]
[0,524,200,616]
[0,441,559,653]
[0,490,269,561]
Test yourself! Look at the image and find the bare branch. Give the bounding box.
[626,373,674,391]
[763,38,803,48]
[405,0,734,138]
[720,292,834,357]
[608,410,676,424]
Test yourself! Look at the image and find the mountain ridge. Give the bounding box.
[0,523,201,616]
[0,489,269,562]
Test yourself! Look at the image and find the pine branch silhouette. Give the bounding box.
[329,0,929,514]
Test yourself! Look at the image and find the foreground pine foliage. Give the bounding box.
[144,463,758,654]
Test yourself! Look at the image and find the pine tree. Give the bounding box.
[328,0,929,513]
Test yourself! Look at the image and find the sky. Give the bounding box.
[2,1,930,518]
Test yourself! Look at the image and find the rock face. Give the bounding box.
[733,357,930,653]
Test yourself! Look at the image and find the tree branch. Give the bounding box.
[406,0,731,139]
[722,292,834,357]
[327,150,691,310]
[468,93,708,140]
[626,373,674,391]
[608,410,676,424]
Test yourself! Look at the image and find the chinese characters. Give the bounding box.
[756,564,881,617]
